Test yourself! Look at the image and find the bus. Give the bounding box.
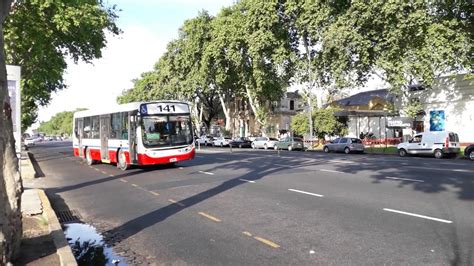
[72,101,195,170]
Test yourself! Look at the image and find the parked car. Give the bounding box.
[251,137,279,149]
[212,137,233,147]
[229,137,252,148]
[274,137,304,151]
[24,138,36,147]
[323,137,364,154]
[195,135,214,146]
[397,131,460,159]
[464,144,474,161]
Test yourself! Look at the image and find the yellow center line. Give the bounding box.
[242,231,253,237]
[198,212,221,222]
[253,236,280,249]
[149,191,160,196]
[119,179,128,183]
[168,199,185,207]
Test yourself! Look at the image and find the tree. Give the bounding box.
[1,0,22,262]
[37,109,86,136]
[290,112,310,136]
[290,107,347,139]
[319,1,472,95]
[4,0,121,130]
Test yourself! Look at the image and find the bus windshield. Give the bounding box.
[142,115,193,148]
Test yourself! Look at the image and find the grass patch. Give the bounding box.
[364,146,398,154]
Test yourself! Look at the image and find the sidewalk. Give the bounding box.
[17,152,77,265]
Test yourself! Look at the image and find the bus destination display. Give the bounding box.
[140,103,189,115]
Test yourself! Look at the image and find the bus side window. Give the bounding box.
[83,117,91,138]
[91,116,100,139]
[74,118,78,138]
[111,113,121,139]
[121,112,129,140]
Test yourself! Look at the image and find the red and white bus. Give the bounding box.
[72,101,195,170]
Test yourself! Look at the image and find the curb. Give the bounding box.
[37,190,77,266]
[20,151,36,179]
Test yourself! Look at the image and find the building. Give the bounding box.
[329,74,474,144]
[329,89,402,140]
[409,74,474,144]
[227,91,304,138]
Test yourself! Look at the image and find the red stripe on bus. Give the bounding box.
[137,149,195,165]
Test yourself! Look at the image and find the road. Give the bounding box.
[26,141,474,265]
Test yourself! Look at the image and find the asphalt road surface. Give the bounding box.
[26,141,474,265]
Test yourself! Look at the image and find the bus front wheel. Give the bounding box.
[117,149,129,171]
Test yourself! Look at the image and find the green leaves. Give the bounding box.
[4,0,120,130]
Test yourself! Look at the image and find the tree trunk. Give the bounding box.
[0,0,23,263]
[245,85,267,135]
[217,90,231,131]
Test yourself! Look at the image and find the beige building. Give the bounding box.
[228,91,304,138]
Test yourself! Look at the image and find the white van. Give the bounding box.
[397,131,460,159]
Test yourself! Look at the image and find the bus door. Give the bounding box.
[100,115,111,162]
[77,118,84,157]
[129,112,138,164]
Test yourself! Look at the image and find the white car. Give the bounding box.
[397,131,460,159]
[212,137,232,147]
[251,137,278,149]
[24,138,36,147]
[195,135,214,146]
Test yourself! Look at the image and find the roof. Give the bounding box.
[333,89,396,107]
[73,100,189,118]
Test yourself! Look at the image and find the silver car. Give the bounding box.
[323,137,364,154]
[251,137,278,149]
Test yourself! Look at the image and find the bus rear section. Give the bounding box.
[72,101,195,170]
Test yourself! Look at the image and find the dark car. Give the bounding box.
[464,144,474,161]
[323,137,364,154]
[230,137,252,148]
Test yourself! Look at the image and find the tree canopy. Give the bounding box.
[118,0,472,135]
[4,0,120,130]
[37,108,86,136]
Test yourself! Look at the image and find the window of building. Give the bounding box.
[289,100,295,111]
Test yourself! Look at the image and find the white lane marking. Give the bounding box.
[288,189,324,198]
[274,164,290,168]
[406,166,470,173]
[239,179,256,183]
[383,208,452,224]
[319,169,345,174]
[198,170,215,175]
[328,160,354,164]
[385,176,424,183]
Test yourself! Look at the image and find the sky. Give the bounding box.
[36,0,235,126]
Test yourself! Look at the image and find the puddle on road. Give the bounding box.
[64,223,127,266]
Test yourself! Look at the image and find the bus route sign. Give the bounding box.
[140,102,189,115]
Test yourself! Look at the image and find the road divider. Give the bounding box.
[383,208,452,224]
[288,189,324,198]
